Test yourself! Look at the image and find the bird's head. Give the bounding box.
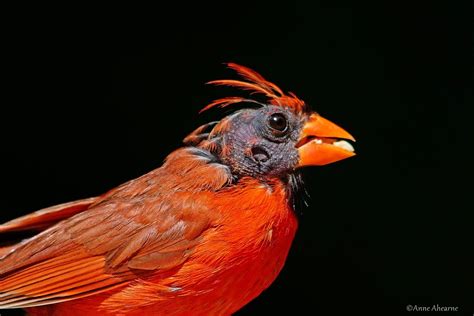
[185,63,355,180]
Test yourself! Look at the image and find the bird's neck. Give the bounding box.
[160,146,306,211]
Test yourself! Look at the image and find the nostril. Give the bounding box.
[251,146,270,163]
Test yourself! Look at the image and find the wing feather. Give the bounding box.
[0,148,226,309]
[0,197,98,234]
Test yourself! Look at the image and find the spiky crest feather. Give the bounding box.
[200,63,306,113]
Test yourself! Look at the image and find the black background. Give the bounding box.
[1,2,473,315]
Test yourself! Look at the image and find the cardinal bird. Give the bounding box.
[0,63,355,315]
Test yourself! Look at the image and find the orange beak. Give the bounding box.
[296,114,356,167]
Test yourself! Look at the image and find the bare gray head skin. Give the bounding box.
[212,105,306,179]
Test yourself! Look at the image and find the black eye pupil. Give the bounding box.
[268,113,287,132]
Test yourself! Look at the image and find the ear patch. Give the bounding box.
[251,146,270,163]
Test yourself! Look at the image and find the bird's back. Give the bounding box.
[0,147,298,315]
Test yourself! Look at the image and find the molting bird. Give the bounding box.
[0,63,355,315]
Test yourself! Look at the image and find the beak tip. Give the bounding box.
[346,134,356,142]
[297,114,356,167]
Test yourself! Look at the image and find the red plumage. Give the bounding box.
[202,63,306,113]
[0,63,355,315]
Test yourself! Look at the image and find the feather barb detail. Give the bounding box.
[201,63,306,113]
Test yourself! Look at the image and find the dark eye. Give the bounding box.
[268,113,288,135]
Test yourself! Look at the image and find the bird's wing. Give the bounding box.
[0,192,215,309]
[0,197,98,234]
